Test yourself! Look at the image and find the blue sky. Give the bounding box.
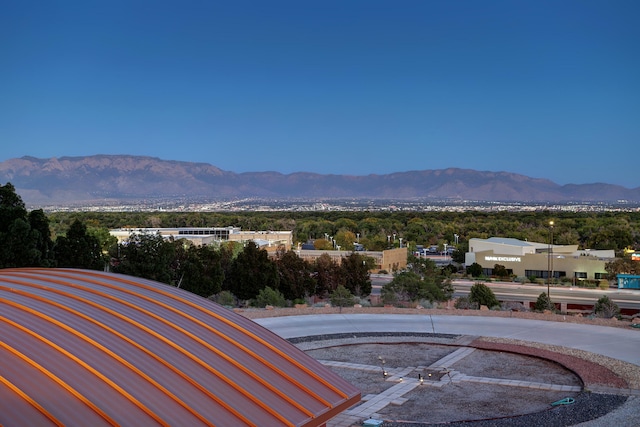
[2,1,638,187]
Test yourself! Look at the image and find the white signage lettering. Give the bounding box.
[484,256,521,262]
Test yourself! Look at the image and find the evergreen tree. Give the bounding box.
[275,249,316,301]
[55,219,104,270]
[0,183,50,268]
[468,283,499,308]
[225,242,279,301]
[340,252,372,297]
[112,232,175,284]
[534,292,554,312]
[176,244,224,298]
[330,285,356,311]
[28,209,55,267]
[313,253,343,298]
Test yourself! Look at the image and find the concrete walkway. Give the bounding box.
[255,314,640,366]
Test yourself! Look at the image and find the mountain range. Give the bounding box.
[1,155,638,206]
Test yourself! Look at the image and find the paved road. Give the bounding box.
[256,314,640,366]
[454,280,640,312]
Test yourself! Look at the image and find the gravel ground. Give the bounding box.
[241,308,640,426]
[304,342,583,421]
[298,335,632,426]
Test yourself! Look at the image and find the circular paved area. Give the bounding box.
[255,314,640,426]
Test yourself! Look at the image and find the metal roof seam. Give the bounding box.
[0,316,120,426]
[5,279,262,425]
[34,270,330,413]
[0,280,252,425]
[6,271,290,426]
[0,373,65,427]
[1,269,361,427]
[2,289,216,427]
[76,269,349,402]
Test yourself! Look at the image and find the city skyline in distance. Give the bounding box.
[1,155,639,209]
[2,2,638,187]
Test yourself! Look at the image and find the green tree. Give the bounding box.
[467,262,483,278]
[384,271,427,303]
[313,253,342,298]
[253,286,286,308]
[468,283,499,308]
[330,285,356,311]
[111,231,175,284]
[340,252,372,297]
[334,230,356,251]
[383,270,452,304]
[210,290,236,307]
[176,244,224,298]
[0,183,27,233]
[406,254,439,277]
[55,219,105,270]
[0,218,42,268]
[275,249,316,301]
[534,292,554,312]
[313,239,333,250]
[605,257,639,281]
[225,242,279,301]
[28,209,55,267]
[593,295,620,318]
[450,240,467,264]
[0,183,50,268]
[492,264,509,279]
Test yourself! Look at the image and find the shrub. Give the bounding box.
[330,285,356,311]
[357,297,372,307]
[593,295,620,319]
[454,296,478,310]
[502,301,528,312]
[466,262,483,278]
[533,292,554,312]
[468,283,499,309]
[253,286,286,308]
[210,290,236,307]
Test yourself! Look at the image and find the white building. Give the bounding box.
[110,227,293,251]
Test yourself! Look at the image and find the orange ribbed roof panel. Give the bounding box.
[0,268,360,427]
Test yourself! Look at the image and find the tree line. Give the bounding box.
[46,208,640,255]
[2,182,638,306]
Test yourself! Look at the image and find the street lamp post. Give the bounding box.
[547,220,554,308]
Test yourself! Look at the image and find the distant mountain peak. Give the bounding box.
[0,155,638,206]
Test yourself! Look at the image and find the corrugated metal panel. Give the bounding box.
[0,268,360,427]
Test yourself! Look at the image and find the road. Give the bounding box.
[454,280,640,312]
[370,274,640,312]
[256,314,640,366]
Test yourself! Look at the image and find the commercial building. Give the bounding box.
[110,227,293,251]
[110,227,407,272]
[296,247,408,273]
[465,237,614,283]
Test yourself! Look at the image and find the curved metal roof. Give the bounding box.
[0,268,360,427]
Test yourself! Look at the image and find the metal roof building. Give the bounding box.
[0,268,360,427]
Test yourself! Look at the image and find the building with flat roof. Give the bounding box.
[465,237,614,283]
[296,247,408,273]
[110,227,293,251]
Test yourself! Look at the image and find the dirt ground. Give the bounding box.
[304,342,582,423]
